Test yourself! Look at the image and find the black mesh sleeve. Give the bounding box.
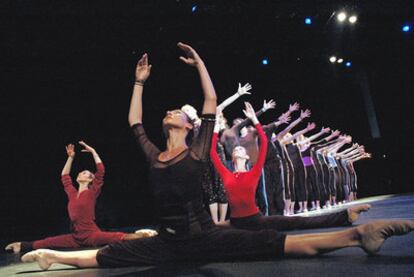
[131,123,161,166]
[190,114,216,161]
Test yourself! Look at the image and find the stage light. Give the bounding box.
[348,15,357,24]
[192,5,197,13]
[337,12,347,22]
[329,56,337,63]
[402,25,411,32]
[305,17,312,25]
[345,61,352,67]
[262,58,269,65]
[337,58,344,64]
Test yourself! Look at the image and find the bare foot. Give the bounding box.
[21,249,57,270]
[5,242,21,254]
[348,204,371,223]
[357,220,414,255]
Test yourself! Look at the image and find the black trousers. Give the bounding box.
[322,163,331,198]
[97,227,286,267]
[306,165,321,202]
[230,210,350,231]
[334,167,344,201]
[314,160,328,203]
[264,159,284,215]
[293,162,308,202]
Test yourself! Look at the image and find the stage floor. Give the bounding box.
[1,194,414,276]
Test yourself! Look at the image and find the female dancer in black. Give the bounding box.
[273,107,311,215]
[21,43,414,270]
[296,127,331,210]
[281,121,316,213]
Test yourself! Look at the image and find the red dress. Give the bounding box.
[210,123,268,218]
[31,163,126,250]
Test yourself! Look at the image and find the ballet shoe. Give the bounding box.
[358,220,414,255]
[347,204,371,223]
[21,249,54,270]
[5,242,21,254]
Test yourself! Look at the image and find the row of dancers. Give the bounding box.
[7,42,413,270]
[184,84,371,223]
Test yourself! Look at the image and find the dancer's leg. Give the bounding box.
[258,204,370,231]
[218,203,228,222]
[21,249,99,270]
[22,220,414,270]
[209,203,219,224]
[284,199,291,216]
[285,220,414,256]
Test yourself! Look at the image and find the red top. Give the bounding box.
[61,163,105,232]
[210,123,268,218]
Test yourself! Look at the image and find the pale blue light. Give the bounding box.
[305,17,312,25]
[345,61,352,67]
[262,59,269,65]
[402,25,410,32]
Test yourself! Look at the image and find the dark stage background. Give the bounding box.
[1,1,413,245]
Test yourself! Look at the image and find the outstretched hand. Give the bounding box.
[307,122,316,131]
[79,141,96,154]
[237,82,252,96]
[178,42,203,66]
[262,99,276,111]
[331,129,341,137]
[341,135,352,143]
[321,127,331,133]
[300,109,311,119]
[289,102,300,112]
[278,112,291,124]
[66,144,75,158]
[243,102,258,123]
[135,53,152,82]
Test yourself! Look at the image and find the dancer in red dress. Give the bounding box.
[5,141,157,254]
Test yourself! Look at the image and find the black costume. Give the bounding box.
[97,115,286,267]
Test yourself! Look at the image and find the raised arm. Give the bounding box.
[128,54,152,126]
[276,109,311,140]
[340,146,364,159]
[350,153,371,163]
[242,102,268,176]
[79,141,105,195]
[128,54,160,164]
[337,144,359,156]
[210,115,232,179]
[79,141,103,165]
[61,144,75,176]
[299,127,331,145]
[178,43,217,159]
[327,136,352,154]
[282,122,316,144]
[235,99,276,131]
[178,42,216,114]
[311,129,341,145]
[261,108,292,136]
[217,83,252,111]
[61,144,76,196]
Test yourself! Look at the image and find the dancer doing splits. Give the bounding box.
[211,103,371,232]
[21,43,414,270]
[6,142,157,254]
